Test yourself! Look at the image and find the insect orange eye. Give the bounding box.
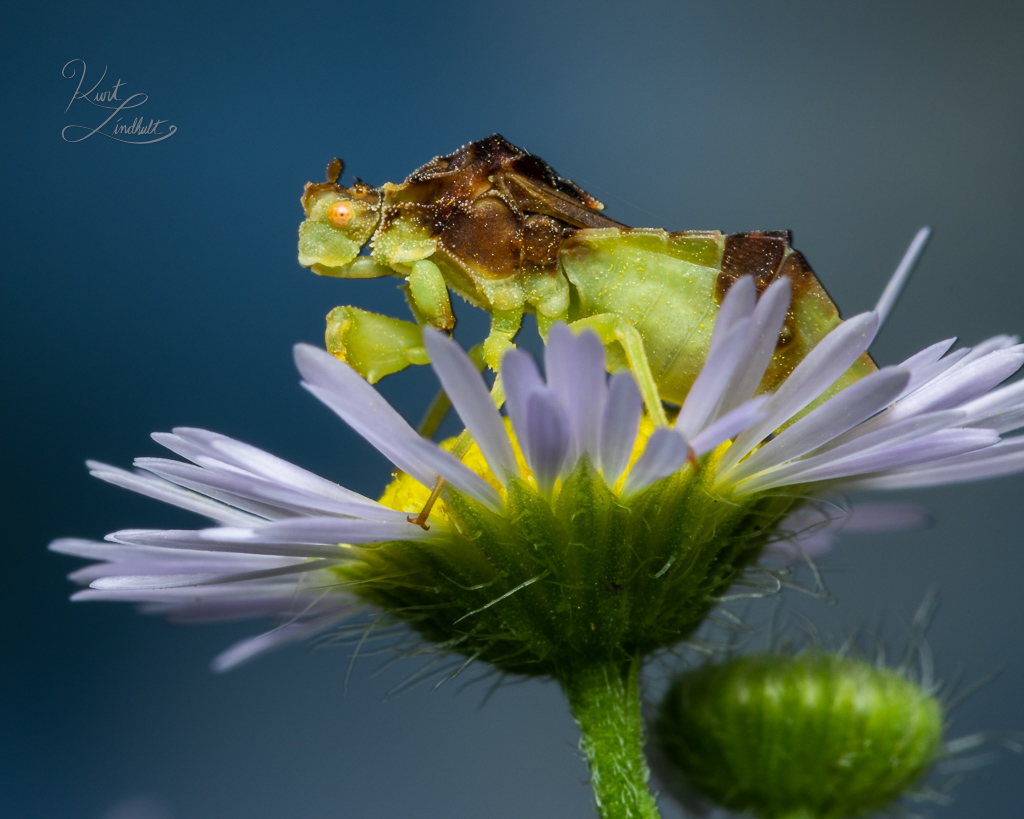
[328,201,355,228]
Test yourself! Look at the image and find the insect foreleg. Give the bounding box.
[565,314,669,427]
[325,307,429,383]
[406,259,455,330]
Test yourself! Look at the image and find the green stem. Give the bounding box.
[561,657,662,819]
[416,388,452,438]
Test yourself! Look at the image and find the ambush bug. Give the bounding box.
[297,134,876,426]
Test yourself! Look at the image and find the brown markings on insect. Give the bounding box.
[388,138,847,365]
[719,231,790,293]
[384,134,625,279]
[309,137,847,367]
[716,230,845,364]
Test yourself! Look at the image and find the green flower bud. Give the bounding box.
[655,652,944,819]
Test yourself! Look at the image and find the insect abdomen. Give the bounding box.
[560,228,877,408]
[560,228,725,405]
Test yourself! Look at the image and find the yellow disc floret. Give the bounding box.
[378,417,686,524]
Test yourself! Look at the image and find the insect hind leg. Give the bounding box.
[564,314,669,427]
[482,305,526,372]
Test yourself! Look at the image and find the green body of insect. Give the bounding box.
[298,135,874,424]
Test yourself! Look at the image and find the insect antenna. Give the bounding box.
[326,157,344,184]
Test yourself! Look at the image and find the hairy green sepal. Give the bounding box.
[337,459,794,677]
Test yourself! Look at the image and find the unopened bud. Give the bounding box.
[655,652,943,819]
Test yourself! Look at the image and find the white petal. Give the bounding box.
[676,317,752,438]
[294,345,444,488]
[960,379,1024,429]
[150,430,227,466]
[422,329,518,483]
[542,324,578,463]
[739,428,998,493]
[958,334,1020,363]
[716,277,791,414]
[706,276,756,360]
[840,503,932,533]
[599,373,643,487]
[89,558,340,590]
[134,457,406,521]
[725,367,910,483]
[564,330,608,461]
[729,409,966,493]
[212,609,352,672]
[718,312,881,475]
[834,346,1024,447]
[169,428,383,509]
[70,555,300,583]
[87,461,265,526]
[838,437,1024,490]
[50,537,296,566]
[767,501,930,560]
[401,435,504,512]
[767,504,855,560]
[294,344,500,510]
[896,338,957,395]
[898,345,1024,413]
[206,517,434,546]
[73,584,313,602]
[523,388,570,495]
[689,396,767,457]
[969,405,1024,435]
[501,347,544,442]
[621,428,688,497]
[874,227,931,327]
[109,528,356,559]
[132,458,305,521]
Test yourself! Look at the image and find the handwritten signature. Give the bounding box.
[62,59,177,144]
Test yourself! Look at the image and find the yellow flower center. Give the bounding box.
[378,416,739,526]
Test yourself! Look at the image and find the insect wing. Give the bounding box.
[499,170,624,230]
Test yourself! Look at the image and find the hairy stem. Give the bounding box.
[561,657,661,819]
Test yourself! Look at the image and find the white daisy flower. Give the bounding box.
[52,231,1024,676]
[50,229,1024,819]
[51,319,764,672]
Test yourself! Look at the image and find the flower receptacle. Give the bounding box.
[340,457,797,677]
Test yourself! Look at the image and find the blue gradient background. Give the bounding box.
[4,1,1024,817]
